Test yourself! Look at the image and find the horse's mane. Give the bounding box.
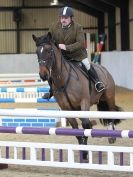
[35,34,58,48]
[35,34,50,46]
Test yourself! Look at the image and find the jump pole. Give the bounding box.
[0,126,132,138]
[0,109,132,119]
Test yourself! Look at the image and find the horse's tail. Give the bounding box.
[97,101,123,126]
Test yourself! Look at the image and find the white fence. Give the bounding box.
[0,73,48,87]
[0,141,133,172]
[0,110,133,171]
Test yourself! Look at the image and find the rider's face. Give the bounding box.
[60,16,71,27]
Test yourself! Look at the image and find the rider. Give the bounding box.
[42,6,105,99]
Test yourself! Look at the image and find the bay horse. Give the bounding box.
[32,32,122,159]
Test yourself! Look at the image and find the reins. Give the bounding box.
[39,41,78,109]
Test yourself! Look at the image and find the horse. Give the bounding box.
[32,32,122,160]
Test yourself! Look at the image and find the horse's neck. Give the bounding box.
[51,46,69,87]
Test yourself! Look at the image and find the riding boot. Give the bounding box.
[42,79,53,99]
[88,65,105,92]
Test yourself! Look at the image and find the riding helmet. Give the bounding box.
[59,6,74,17]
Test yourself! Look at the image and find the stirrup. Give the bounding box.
[95,81,105,92]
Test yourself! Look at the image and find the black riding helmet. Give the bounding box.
[59,6,74,17]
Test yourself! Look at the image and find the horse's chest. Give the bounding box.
[54,92,80,109]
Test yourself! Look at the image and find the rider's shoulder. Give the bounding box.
[72,22,83,32]
[73,22,83,28]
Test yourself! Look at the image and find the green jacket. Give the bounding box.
[49,21,87,61]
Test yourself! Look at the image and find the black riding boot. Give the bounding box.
[88,65,105,92]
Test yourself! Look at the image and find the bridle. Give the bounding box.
[37,43,56,79]
[36,40,79,110]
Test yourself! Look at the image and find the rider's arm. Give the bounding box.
[65,25,85,52]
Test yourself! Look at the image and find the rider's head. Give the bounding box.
[59,6,74,27]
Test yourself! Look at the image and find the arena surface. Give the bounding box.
[0,86,133,177]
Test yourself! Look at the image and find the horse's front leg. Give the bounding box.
[66,118,80,140]
[77,99,92,160]
[78,117,92,144]
[67,117,89,161]
[80,98,92,141]
[77,117,92,160]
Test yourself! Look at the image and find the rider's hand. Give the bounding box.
[59,44,66,50]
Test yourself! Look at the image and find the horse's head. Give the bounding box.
[32,32,54,81]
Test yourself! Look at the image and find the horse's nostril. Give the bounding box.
[41,75,47,81]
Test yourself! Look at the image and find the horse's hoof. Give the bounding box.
[108,137,116,144]
[78,136,88,145]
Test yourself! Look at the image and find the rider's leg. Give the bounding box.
[82,58,105,92]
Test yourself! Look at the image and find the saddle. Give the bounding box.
[69,60,89,79]
[61,51,89,77]
[62,54,105,93]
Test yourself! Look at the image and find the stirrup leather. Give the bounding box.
[95,81,105,92]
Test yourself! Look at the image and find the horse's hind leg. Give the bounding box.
[97,97,121,144]
[97,100,117,144]
[106,98,122,144]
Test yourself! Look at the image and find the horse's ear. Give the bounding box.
[47,32,52,42]
[32,34,37,42]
